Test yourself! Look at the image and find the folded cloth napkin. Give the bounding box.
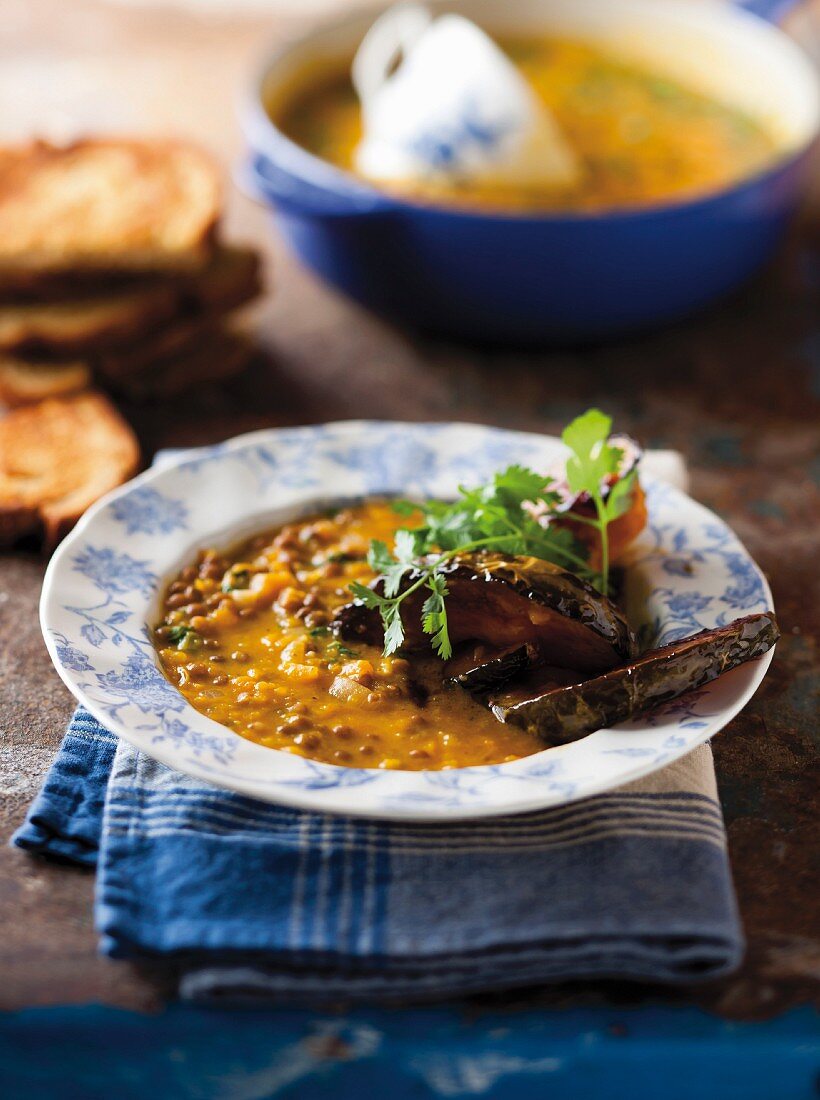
[12,445,743,1003]
[13,709,742,1003]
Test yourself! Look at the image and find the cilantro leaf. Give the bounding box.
[605,469,637,521]
[349,581,387,609]
[492,464,550,505]
[382,603,406,656]
[562,408,621,497]
[367,540,396,574]
[421,572,451,659]
[393,528,418,564]
[367,540,412,598]
[561,408,636,592]
[160,624,202,651]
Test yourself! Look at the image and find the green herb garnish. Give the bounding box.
[328,640,359,659]
[161,624,202,651]
[222,567,251,592]
[350,409,636,660]
[561,408,636,596]
[309,625,331,637]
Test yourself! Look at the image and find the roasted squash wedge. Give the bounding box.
[334,552,635,673]
[489,611,779,744]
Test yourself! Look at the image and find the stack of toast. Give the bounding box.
[0,138,263,547]
[0,139,261,405]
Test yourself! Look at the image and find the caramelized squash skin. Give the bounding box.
[335,552,636,674]
[490,612,779,744]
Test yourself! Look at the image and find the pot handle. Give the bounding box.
[237,153,395,221]
[733,0,802,22]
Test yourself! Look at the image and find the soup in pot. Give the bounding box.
[274,36,777,212]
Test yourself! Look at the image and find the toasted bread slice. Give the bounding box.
[0,139,221,281]
[0,283,179,354]
[182,245,263,313]
[96,318,252,398]
[0,356,91,406]
[94,319,214,383]
[114,328,253,399]
[0,245,260,353]
[0,316,254,408]
[0,391,139,547]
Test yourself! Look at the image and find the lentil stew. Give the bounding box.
[154,501,545,770]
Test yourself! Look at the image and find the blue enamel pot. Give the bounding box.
[242,0,819,344]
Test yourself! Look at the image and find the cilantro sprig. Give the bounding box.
[561,408,636,594]
[350,409,637,659]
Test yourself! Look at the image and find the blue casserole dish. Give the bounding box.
[242,0,819,344]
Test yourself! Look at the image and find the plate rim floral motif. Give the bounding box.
[40,420,775,821]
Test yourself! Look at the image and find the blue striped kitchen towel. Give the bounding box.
[13,705,743,1003]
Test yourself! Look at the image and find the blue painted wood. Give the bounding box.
[1,1004,817,1099]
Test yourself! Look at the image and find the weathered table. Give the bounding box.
[0,0,817,1091]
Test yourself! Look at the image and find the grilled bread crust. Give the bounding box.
[0,391,140,546]
[0,139,221,280]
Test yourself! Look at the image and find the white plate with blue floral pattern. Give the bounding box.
[40,421,774,821]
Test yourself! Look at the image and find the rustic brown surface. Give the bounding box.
[0,0,818,1018]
